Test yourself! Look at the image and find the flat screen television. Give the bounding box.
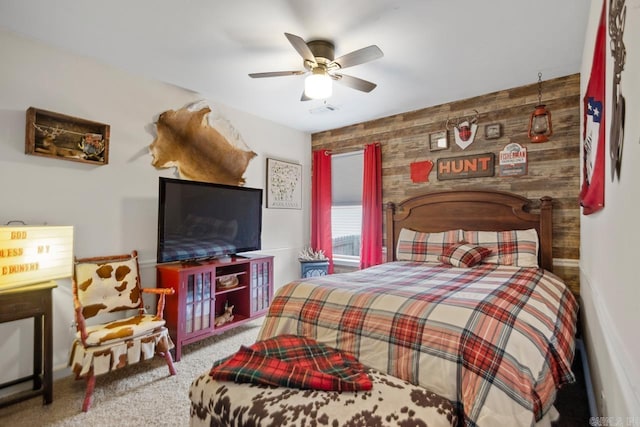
[157,177,263,263]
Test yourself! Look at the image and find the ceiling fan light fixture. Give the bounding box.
[250,33,382,101]
[304,68,332,99]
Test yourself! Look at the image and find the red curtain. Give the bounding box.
[360,143,383,269]
[311,149,333,273]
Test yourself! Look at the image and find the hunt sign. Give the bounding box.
[436,153,495,180]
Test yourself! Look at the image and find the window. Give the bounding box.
[331,205,362,256]
[331,151,363,265]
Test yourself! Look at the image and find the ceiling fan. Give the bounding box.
[249,33,383,101]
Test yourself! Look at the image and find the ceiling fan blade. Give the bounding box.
[331,45,383,69]
[284,32,316,65]
[333,73,377,92]
[249,70,306,78]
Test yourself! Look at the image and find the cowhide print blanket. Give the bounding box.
[189,368,458,427]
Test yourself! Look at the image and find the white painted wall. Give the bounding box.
[0,29,310,388]
[580,0,640,417]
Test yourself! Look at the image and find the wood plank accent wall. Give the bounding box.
[312,73,581,294]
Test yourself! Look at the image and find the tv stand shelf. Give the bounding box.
[156,254,273,361]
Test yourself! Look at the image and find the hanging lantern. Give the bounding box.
[528,73,553,143]
[528,104,553,143]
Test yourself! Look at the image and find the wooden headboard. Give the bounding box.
[385,190,553,272]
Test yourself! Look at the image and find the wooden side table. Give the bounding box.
[0,281,56,407]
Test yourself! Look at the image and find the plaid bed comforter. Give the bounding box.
[257,261,578,427]
[210,335,372,391]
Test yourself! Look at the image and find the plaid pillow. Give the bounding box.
[461,228,539,267]
[396,228,461,262]
[438,242,493,267]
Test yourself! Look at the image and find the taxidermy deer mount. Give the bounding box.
[446,110,479,150]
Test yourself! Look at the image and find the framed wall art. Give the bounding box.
[25,107,110,165]
[429,130,449,151]
[485,123,501,139]
[266,158,302,209]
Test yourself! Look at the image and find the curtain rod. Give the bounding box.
[331,149,364,158]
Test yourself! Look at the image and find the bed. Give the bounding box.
[255,190,578,426]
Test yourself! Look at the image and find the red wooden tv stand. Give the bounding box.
[156,254,273,361]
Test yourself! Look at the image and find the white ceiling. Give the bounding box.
[0,0,590,134]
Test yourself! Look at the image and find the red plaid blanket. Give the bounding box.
[258,261,578,427]
[209,335,372,391]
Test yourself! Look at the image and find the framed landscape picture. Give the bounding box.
[266,158,302,209]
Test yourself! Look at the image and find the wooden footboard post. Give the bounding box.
[385,202,396,262]
[539,196,553,271]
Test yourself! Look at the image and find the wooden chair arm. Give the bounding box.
[72,279,89,346]
[141,288,175,296]
[142,287,174,319]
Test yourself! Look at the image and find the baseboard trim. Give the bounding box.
[580,271,640,416]
[576,338,597,417]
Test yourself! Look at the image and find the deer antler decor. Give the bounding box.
[33,123,64,145]
[446,110,479,150]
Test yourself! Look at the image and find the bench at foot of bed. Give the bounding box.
[189,368,458,427]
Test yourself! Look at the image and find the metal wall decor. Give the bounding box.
[528,73,553,143]
[410,160,434,183]
[498,143,528,177]
[609,0,626,180]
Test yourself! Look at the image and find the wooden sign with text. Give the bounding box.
[0,225,73,291]
[437,153,495,180]
[499,143,528,177]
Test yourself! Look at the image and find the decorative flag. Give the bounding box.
[580,1,606,215]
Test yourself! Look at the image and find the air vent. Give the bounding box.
[309,104,339,114]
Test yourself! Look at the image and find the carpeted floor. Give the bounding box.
[553,343,593,426]
[0,318,592,426]
[0,319,264,427]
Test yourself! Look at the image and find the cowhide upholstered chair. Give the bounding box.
[69,250,176,411]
